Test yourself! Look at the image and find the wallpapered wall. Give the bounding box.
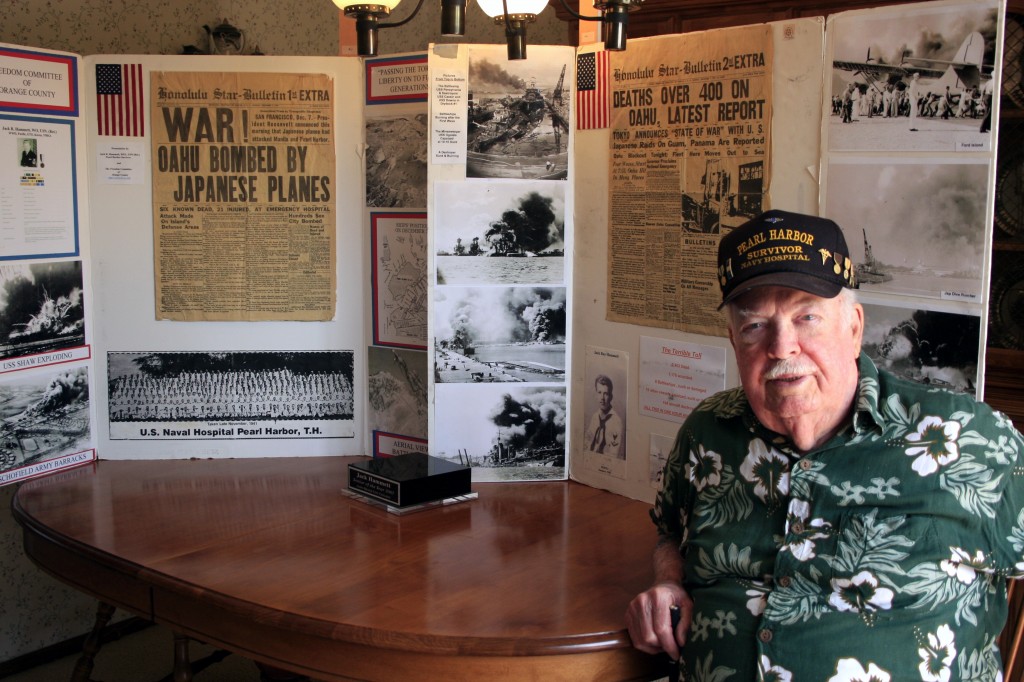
[0,0,570,57]
[0,0,571,666]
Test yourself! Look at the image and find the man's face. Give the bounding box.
[727,286,863,447]
[596,383,612,414]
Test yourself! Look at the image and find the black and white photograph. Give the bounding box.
[0,260,85,362]
[824,158,989,300]
[107,350,356,439]
[434,180,565,286]
[828,1,999,152]
[433,383,566,482]
[18,138,38,167]
[681,157,765,234]
[365,114,428,208]
[584,350,627,460]
[861,301,981,395]
[0,365,90,474]
[368,346,427,440]
[434,286,566,383]
[466,44,571,180]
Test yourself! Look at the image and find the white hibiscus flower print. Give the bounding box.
[940,547,987,585]
[688,444,723,491]
[828,571,894,613]
[904,416,961,476]
[782,499,832,561]
[827,657,891,682]
[759,655,793,682]
[918,624,956,682]
[740,439,790,505]
[746,580,769,616]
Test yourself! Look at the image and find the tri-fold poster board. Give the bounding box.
[0,0,1004,506]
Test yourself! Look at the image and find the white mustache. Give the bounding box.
[763,358,815,381]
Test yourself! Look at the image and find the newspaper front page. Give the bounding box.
[607,26,773,336]
[151,71,336,321]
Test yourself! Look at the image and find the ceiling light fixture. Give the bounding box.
[333,0,467,56]
[332,0,639,58]
[552,0,640,51]
[476,0,549,60]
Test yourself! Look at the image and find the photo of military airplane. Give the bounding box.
[826,1,999,152]
[833,30,991,95]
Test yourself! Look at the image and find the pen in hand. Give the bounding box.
[668,604,682,682]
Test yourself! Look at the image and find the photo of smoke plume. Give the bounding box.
[0,260,85,362]
[824,159,989,301]
[434,286,566,383]
[434,383,566,482]
[434,180,565,286]
[466,45,571,180]
[861,301,980,395]
[0,365,90,474]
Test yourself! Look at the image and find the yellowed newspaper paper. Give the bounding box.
[607,26,773,336]
[151,71,336,321]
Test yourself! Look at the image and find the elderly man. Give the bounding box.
[626,210,1024,681]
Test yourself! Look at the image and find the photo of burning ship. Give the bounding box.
[0,260,86,362]
[434,383,566,482]
[466,46,570,180]
[433,286,566,384]
[434,181,565,285]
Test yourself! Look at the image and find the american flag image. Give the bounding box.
[576,51,609,130]
[96,63,144,136]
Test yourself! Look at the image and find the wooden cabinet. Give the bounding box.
[554,0,915,39]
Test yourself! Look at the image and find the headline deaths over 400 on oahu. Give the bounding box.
[611,53,767,145]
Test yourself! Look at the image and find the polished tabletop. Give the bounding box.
[12,457,662,681]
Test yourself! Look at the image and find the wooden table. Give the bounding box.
[12,457,663,681]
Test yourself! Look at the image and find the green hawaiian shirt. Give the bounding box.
[652,353,1024,682]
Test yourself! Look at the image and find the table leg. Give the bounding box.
[172,633,193,682]
[70,601,115,682]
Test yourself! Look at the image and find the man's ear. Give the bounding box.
[851,303,865,357]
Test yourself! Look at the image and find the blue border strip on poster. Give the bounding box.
[0,113,80,260]
[0,47,79,118]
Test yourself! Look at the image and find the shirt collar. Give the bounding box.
[851,351,884,435]
[735,351,883,445]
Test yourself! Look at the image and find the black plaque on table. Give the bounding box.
[348,453,471,508]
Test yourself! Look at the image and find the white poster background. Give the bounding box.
[638,336,726,425]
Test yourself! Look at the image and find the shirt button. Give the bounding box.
[758,628,773,643]
[778,576,792,588]
[799,459,812,470]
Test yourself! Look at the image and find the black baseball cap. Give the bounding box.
[717,209,857,309]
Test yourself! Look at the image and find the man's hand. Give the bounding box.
[625,581,693,661]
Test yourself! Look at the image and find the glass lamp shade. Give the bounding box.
[333,0,402,10]
[475,0,547,18]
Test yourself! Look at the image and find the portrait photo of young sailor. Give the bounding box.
[626,209,1024,681]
